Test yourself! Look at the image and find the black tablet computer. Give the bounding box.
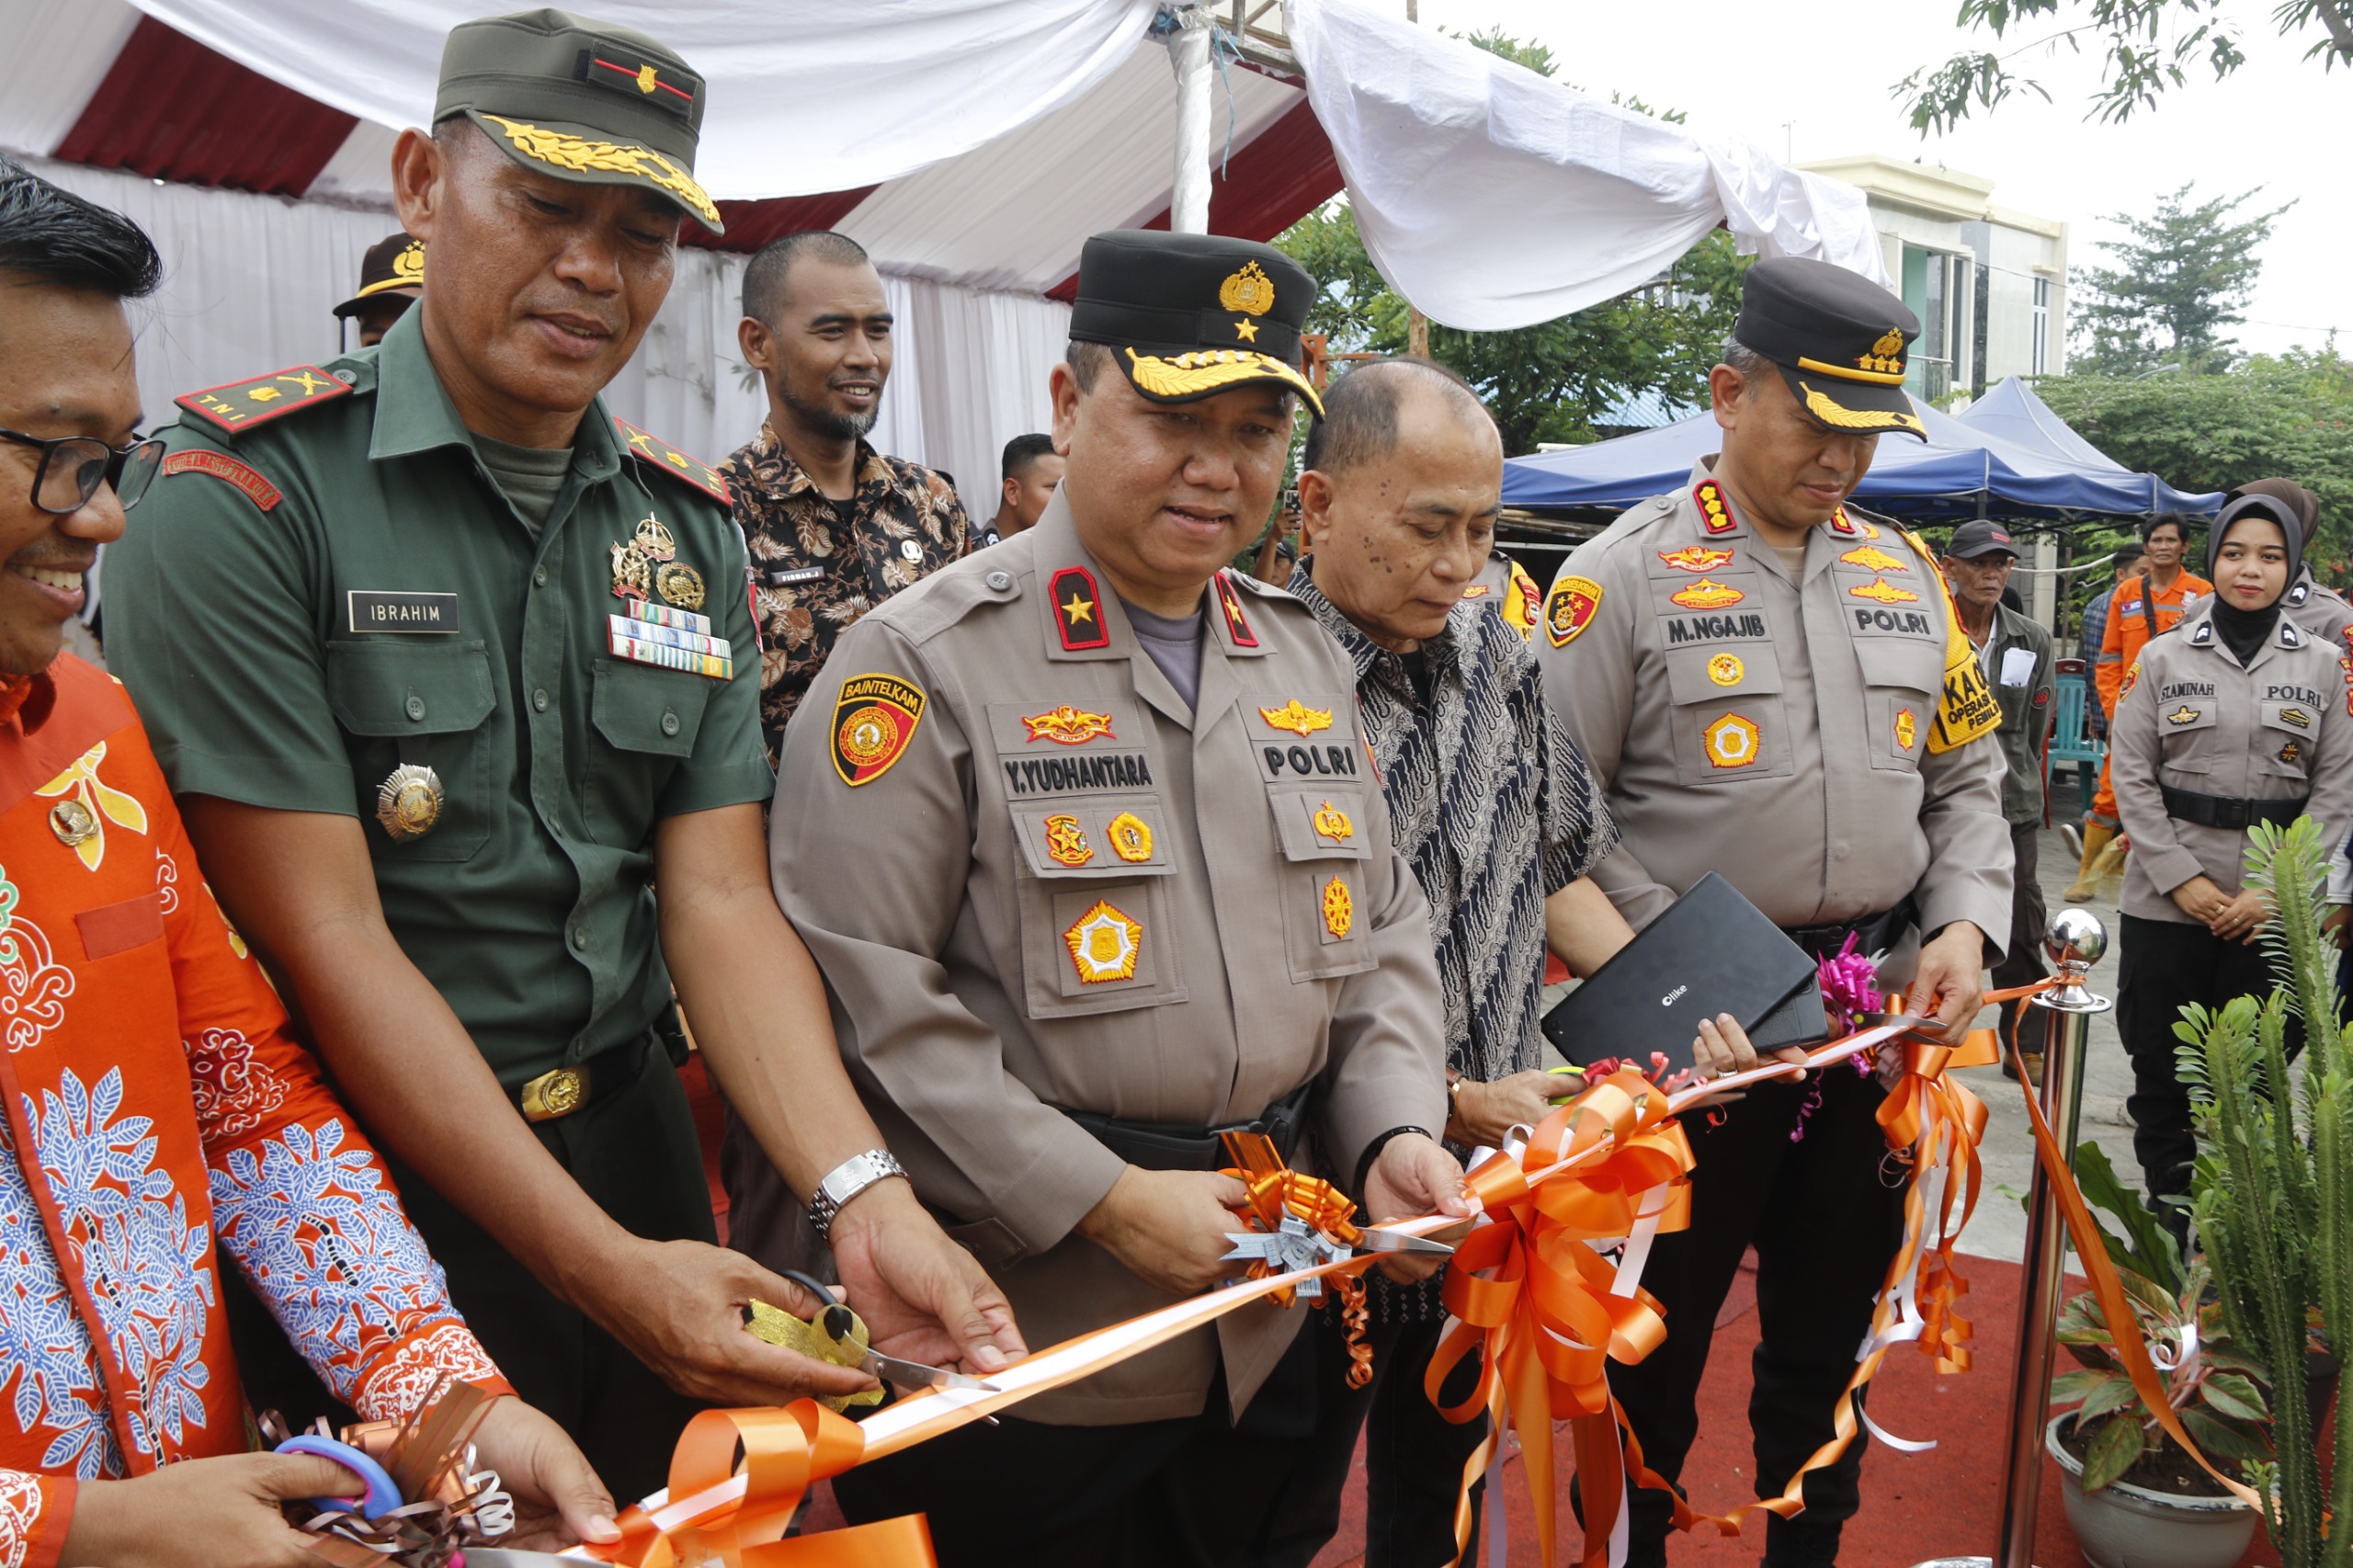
[1540,872,1823,1075]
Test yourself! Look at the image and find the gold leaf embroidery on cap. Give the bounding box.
[479,114,721,228]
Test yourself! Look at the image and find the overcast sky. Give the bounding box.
[1408,0,2346,363]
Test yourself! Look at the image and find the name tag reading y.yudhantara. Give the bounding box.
[347,591,460,634]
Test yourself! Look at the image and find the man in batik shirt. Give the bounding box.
[1290,358,1650,1564]
[0,157,608,1568]
[724,230,970,764]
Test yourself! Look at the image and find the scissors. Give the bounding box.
[769,1269,1002,1396]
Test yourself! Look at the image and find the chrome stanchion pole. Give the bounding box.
[1913,908,2109,1568]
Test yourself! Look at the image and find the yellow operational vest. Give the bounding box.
[1901,529,2002,753]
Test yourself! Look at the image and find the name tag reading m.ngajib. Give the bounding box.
[347,590,460,634]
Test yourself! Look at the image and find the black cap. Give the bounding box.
[1945,520,2019,561]
[434,8,720,234]
[1733,256,1925,439]
[334,233,425,319]
[2225,477,2320,545]
[1069,231,1324,417]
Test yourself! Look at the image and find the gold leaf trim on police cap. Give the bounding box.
[479,114,720,229]
[1799,382,1925,436]
[1124,347,1324,417]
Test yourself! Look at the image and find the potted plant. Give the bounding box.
[2044,1142,2268,1568]
[2175,817,2353,1568]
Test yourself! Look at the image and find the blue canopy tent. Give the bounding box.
[1501,386,2222,521]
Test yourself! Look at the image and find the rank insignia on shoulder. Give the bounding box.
[1828,509,1880,540]
[1064,898,1142,983]
[1545,575,1602,647]
[833,673,926,786]
[1837,544,1907,574]
[1658,545,1733,574]
[174,365,351,436]
[614,417,731,507]
[1049,566,1110,652]
[1213,571,1258,648]
[1259,699,1334,737]
[1693,480,1738,535]
[1670,577,1744,610]
[161,449,281,510]
[1022,704,1116,744]
[1848,578,1919,605]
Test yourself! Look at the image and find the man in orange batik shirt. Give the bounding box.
[0,158,611,1568]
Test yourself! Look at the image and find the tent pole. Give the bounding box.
[1167,6,1214,233]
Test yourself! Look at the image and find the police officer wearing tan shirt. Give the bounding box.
[1538,258,2012,1568]
[757,231,1467,1566]
[2110,492,2353,1228]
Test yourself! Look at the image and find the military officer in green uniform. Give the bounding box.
[103,7,1023,1502]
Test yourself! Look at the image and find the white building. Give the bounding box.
[1798,154,2069,405]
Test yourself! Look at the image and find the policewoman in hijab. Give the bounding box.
[2109,492,2353,1229]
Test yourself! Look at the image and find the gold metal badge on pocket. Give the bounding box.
[376,763,445,841]
[1107,811,1154,863]
[1064,898,1142,983]
[1321,875,1354,938]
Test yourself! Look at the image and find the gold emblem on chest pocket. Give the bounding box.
[1107,812,1154,863]
[1321,876,1355,938]
[1065,899,1142,983]
[1043,813,1094,868]
[1313,801,1355,842]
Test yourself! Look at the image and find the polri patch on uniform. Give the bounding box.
[174,365,351,437]
[833,673,926,785]
[347,590,460,634]
[162,449,281,511]
[1545,575,1602,647]
[1050,566,1110,651]
[1213,571,1258,648]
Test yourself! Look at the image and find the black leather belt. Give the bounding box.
[1780,897,1917,961]
[1065,1082,1313,1173]
[509,1034,651,1124]
[2160,785,2308,831]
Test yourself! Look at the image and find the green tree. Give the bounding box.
[1274,29,1747,457]
[1896,0,2353,133]
[2034,347,2353,577]
[2071,184,2294,375]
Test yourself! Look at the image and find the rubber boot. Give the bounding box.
[2064,821,2116,903]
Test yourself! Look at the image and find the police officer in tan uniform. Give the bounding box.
[1537,257,2012,1568]
[757,231,1466,1567]
[2233,477,2353,644]
[2110,491,2353,1228]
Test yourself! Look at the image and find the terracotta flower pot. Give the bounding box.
[2046,1414,2258,1568]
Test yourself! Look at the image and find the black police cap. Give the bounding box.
[334,233,424,319]
[1069,231,1324,418]
[1733,257,1926,440]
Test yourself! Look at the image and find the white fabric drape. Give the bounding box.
[27,158,1068,517]
[118,0,1160,199]
[1286,0,1890,332]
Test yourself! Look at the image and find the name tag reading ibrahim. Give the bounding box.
[608,600,733,678]
[347,590,460,633]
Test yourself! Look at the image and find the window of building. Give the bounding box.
[2031,277,2051,376]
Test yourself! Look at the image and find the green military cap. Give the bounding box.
[434,7,722,235]
[1069,230,1324,417]
[1733,256,1925,438]
[333,232,425,318]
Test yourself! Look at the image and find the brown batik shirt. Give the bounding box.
[720,423,972,765]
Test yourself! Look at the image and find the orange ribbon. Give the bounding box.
[1424,1067,1697,1568]
[597,1403,935,1567]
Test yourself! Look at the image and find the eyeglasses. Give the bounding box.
[0,427,167,515]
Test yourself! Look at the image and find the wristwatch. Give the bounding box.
[806,1149,907,1243]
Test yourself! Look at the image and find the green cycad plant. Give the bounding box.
[2173,814,2353,1565]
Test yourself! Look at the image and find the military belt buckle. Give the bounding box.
[518,1066,586,1122]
